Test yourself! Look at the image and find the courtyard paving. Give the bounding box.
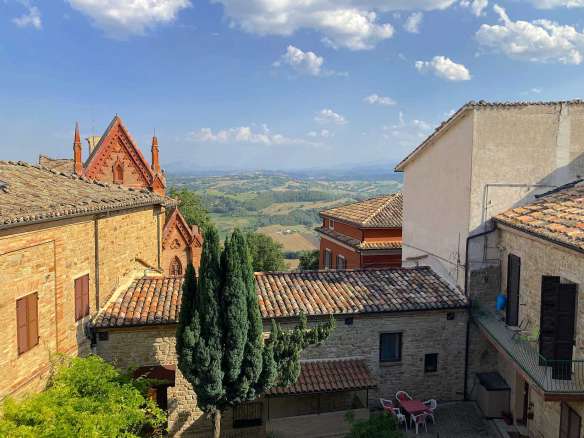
[402,401,500,438]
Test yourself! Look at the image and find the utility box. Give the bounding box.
[476,372,511,418]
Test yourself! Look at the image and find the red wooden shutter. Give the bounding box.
[27,293,39,349]
[82,275,90,317]
[74,277,82,321]
[16,297,28,354]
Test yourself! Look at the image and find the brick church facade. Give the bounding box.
[39,116,202,275]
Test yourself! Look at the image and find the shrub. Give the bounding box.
[345,411,403,438]
[0,355,166,438]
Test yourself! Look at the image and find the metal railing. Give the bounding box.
[472,307,584,394]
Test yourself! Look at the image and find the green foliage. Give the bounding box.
[245,231,286,272]
[0,355,165,438]
[168,187,212,231]
[299,250,320,270]
[345,412,402,438]
[176,228,336,436]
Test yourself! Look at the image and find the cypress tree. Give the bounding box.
[177,228,336,438]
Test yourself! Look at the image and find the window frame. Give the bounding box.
[379,332,402,363]
[328,219,335,230]
[16,292,39,355]
[324,248,332,269]
[424,353,439,373]
[336,254,346,270]
[74,274,90,321]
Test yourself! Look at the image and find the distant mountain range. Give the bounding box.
[163,161,402,182]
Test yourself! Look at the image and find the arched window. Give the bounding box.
[170,257,183,276]
[113,162,124,184]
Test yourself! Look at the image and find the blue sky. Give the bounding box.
[1,0,584,171]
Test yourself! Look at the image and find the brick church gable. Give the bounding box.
[162,208,202,250]
[84,116,158,190]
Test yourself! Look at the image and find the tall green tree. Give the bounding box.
[177,227,335,438]
[299,250,320,270]
[168,187,212,231]
[244,231,286,272]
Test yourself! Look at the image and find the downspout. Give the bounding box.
[157,207,162,270]
[94,216,100,308]
[463,223,497,401]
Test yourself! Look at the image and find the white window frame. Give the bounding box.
[336,254,346,270]
[324,248,332,269]
[328,219,335,230]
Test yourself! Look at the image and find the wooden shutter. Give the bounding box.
[27,293,38,349]
[506,254,521,326]
[554,282,577,379]
[74,277,82,321]
[82,275,90,317]
[16,297,28,354]
[539,276,560,363]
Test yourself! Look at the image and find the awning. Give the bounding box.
[267,358,376,396]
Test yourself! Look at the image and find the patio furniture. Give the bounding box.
[399,399,428,416]
[392,407,408,431]
[396,390,412,402]
[517,327,540,343]
[410,412,428,435]
[380,398,408,430]
[423,399,437,423]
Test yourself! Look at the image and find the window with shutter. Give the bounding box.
[16,293,39,355]
[506,254,521,326]
[75,275,90,321]
[324,249,332,269]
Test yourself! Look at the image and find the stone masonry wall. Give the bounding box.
[96,308,468,436]
[0,206,161,400]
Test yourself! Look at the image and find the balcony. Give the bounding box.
[473,308,584,396]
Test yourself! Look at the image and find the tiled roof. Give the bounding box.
[495,185,584,253]
[255,267,467,318]
[38,155,74,173]
[395,100,584,172]
[317,227,402,251]
[93,267,466,328]
[320,193,402,228]
[0,161,174,229]
[266,358,375,396]
[94,276,183,328]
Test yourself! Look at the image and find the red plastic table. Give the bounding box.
[399,399,428,416]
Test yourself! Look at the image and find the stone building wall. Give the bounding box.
[0,206,162,400]
[96,308,468,436]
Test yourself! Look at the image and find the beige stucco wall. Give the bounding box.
[0,206,162,400]
[96,309,468,436]
[401,111,474,287]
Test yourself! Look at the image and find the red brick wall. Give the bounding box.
[322,218,362,241]
[319,237,361,269]
[362,253,402,268]
[362,227,402,242]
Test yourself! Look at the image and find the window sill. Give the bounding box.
[379,361,402,368]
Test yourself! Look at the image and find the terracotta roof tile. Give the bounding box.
[320,193,402,228]
[93,267,466,329]
[495,185,584,252]
[316,227,402,251]
[0,160,174,229]
[266,358,375,396]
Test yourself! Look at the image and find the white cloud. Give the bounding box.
[476,5,584,65]
[527,0,584,8]
[315,109,348,125]
[211,0,460,50]
[404,12,423,33]
[274,45,330,77]
[189,125,316,146]
[460,0,488,16]
[364,94,397,106]
[13,1,42,30]
[307,129,332,138]
[67,0,191,37]
[415,56,471,81]
[383,111,434,147]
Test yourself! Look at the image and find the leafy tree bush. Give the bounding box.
[345,412,403,438]
[0,355,165,438]
[176,227,335,438]
[245,231,286,272]
[168,187,212,231]
[299,250,320,270]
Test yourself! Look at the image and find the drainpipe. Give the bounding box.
[94,216,100,309]
[463,224,497,401]
[157,208,162,270]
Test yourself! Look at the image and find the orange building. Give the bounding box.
[39,115,202,276]
[316,193,402,269]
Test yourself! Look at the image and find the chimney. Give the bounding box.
[73,122,83,176]
[151,133,161,174]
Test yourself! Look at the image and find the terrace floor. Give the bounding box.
[403,401,500,438]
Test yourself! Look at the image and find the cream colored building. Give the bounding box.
[395,100,584,288]
[0,160,170,400]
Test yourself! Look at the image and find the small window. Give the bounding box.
[328,219,335,230]
[560,402,581,438]
[16,292,39,355]
[170,256,183,276]
[336,254,346,270]
[75,275,90,321]
[233,402,262,428]
[379,333,401,363]
[324,249,332,269]
[424,353,438,373]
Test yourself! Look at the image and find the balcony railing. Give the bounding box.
[473,308,584,394]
